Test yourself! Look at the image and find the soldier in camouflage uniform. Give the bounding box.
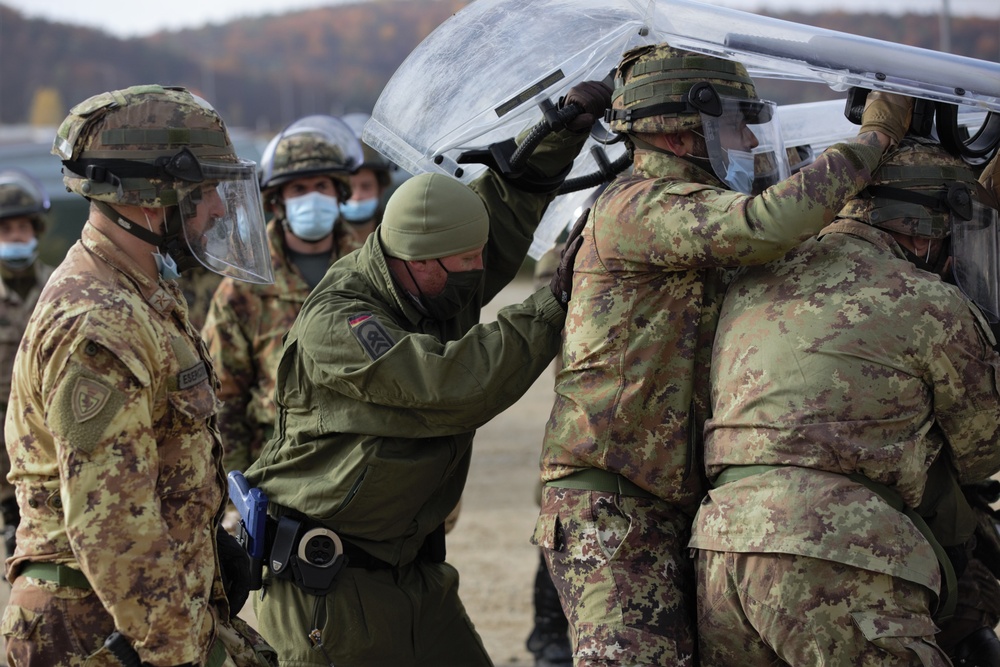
[1,84,277,666]
[340,141,394,233]
[243,81,609,667]
[0,169,55,563]
[176,266,224,333]
[532,42,912,666]
[689,137,1000,666]
[202,116,363,476]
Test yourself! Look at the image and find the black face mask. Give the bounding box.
[409,259,484,321]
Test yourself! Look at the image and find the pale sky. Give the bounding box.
[1,0,998,39]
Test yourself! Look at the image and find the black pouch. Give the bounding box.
[268,516,345,596]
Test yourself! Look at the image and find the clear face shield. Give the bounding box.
[179,157,274,285]
[701,97,788,195]
[949,186,1000,322]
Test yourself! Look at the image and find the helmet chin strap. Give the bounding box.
[93,200,200,272]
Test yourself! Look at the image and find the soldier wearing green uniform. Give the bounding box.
[690,138,1000,665]
[0,169,55,561]
[2,85,276,666]
[243,80,610,667]
[203,116,363,476]
[532,43,912,666]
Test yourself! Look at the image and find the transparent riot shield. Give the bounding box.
[366,0,1000,258]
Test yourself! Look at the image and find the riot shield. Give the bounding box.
[366,0,1000,258]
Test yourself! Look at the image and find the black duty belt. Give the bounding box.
[546,468,658,500]
[265,510,446,572]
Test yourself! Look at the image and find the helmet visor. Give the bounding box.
[951,198,1000,323]
[181,158,274,285]
[702,97,788,195]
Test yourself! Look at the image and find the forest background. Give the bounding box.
[2,0,998,133]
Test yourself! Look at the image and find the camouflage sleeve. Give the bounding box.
[738,137,884,259]
[202,279,257,471]
[931,301,1000,483]
[471,128,588,304]
[44,318,208,664]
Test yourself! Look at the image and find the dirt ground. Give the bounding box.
[0,277,549,666]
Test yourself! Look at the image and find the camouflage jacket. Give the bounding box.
[689,220,1000,591]
[0,261,55,404]
[246,129,587,566]
[202,218,363,472]
[540,141,883,513]
[176,266,223,333]
[4,223,231,665]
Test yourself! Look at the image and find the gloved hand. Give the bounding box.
[979,151,1000,209]
[216,525,251,618]
[860,91,914,147]
[560,80,613,133]
[549,206,590,309]
[1,496,19,559]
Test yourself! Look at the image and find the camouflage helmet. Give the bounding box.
[52,84,239,208]
[259,115,362,203]
[0,168,50,234]
[607,43,759,135]
[839,136,984,239]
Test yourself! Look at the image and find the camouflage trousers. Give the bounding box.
[532,486,697,666]
[0,407,12,504]
[695,549,952,666]
[253,559,493,666]
[2,575,116,666]
[2,575,276,667]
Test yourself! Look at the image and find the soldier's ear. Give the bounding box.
[663,131,696,157]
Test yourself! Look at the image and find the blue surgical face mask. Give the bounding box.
[285,192,339,241]
[339,197,379,224]
[154,251,181,281]
[0,238,37,268]
[722,150,756,195]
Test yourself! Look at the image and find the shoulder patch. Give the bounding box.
[71,377,111,422]
[53,364,127,455]
[348,312,396,361]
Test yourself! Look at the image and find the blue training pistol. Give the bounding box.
[227,470,268,589]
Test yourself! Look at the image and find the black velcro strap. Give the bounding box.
[866,186,950,213]
[605,101,693,125]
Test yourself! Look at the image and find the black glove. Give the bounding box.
[560,80,613,133]
[550,207,590,309]
[216,525,251,618]
[1,497,19,558]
